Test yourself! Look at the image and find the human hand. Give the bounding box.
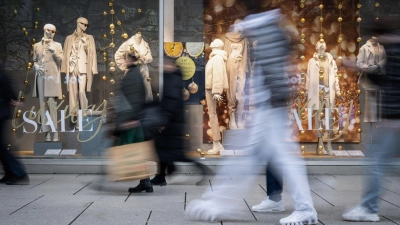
[213,94,223,102]
[34,63,39,71]
[158,127,165,133]
[366,65,378,73]
[10,100,23,107]
[235,55,242,60]
[48,44,55,53]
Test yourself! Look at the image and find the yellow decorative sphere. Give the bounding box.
[24,80,28,85]
[22,27,26,31]
[338,16,343,22]
[338,37,343,43]
[138,8,142,13]
[188,81,198,94]
[301,145,305,151]
[319,38,325,43]
[300,18,305,23]
[319,90,324,95]
[110,78,115,84]
[339,130,342,135]
[338,145,343,150]
[103,33,108,39]
[103,57,107,62]
[338,4,342,9]
[357,3,362,8]
[103,52,107,57]
[32,38,36,43]
[20,96,25,101]
[320,112,324,117]
[338,73,342,78]
[108,2,113,6]
[28,62,32,67]
[110,92,114,96]
[36,7,40,12]
[300,55,305,60]
[357,17,362,22]
[12,128,17,134]
[319,75,324,80]
[338,56,343,60]
[121,9,125,14]
[300,91,305,96]
[319,4,324,9]
[319,17,323,22]
[110,9,115,15]
[357,89,362,94]
[375,17,379,21]
[34,25,38,29]
[103,11,107,16]
[375,2,380,7]
[318,145,323,151]
[109,62,115,67]
[357,128,362,133]
[34,21,39,25]
[117,20,121,26]
[110,23,115,29]
[319,70,324,75]
[109,66,115,72]
[62,95,66,100]
[357,110,362,115]
[300,3,305,8]
[146,77,151,82]
[102,75,107,81]
[300,38,305,43]
[13,9,17,15]
[357,37,362,42]
[110,42,115,48]
[300,33,305,38]
[123,33,129,39]
[300,130,305,135]
[319,33,324,39]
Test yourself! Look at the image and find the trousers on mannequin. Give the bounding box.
[37,74,59,142]
[226,59,246,129]
[205,89,225,154]
[68,72,88,126]
[315,96,334,155]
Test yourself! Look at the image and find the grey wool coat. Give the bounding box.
[32,39,63,99]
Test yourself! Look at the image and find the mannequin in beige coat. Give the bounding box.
[205,39,229,155]
[33,24,63,142]
[306,40,340,155]
[357,37,386,122]
[61,17,98,119]
[115,32,153,102]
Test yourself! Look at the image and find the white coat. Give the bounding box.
[357,40,386,89]
[32,39,63,99]
[306,52,340,109]
[205,49,229,95]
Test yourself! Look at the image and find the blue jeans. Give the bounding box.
[266,160,283,202]
[361,120,400,213]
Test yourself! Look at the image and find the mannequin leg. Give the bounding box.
[205,90,224,154]
[226,59,238,129]
[78,73,88,116]
[37,73,50,141]
[236,68,246,129]
[325,97,334,155]
[314,110,326,154]
[48,97,59,142]
[68,73,79,117]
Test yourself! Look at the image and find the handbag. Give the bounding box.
[107,140,158,181]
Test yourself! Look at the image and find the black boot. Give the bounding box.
[151,175,167,186]
[128,178,153,193]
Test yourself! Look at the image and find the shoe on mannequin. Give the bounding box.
[316,138,328,155]
[207,141,225,155]
[53,132,59,142]
[326,141,334,155]
[229,112,238,129]
[45,132,51,142]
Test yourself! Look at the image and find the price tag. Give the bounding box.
[44,149,61,156]
[60,149,77,156]
[347,150,365,157]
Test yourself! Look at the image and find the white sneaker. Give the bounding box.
[252,198,285,212]
[45,132,51,142]
[280,208,318,225]
[342,206,379,222]
[207,146,224,155]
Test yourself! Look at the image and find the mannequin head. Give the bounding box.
[210,39,224,50]
[370,36,378,46]
[231,19,243,33]
[315,41,326,55]
[43,24,56,39]
[76,17,89,33]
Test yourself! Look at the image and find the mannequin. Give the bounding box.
[224,19,250,129]
[32,24,63,142]
[61,17,98,120]
[357,36,386,122]
[306,40,340,155]
[205,39,229,155]
[115,32,153,102]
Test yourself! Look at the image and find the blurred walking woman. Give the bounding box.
[114,51,154,193]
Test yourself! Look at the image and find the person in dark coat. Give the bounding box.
[0,72,29,185]
[150,58,212,186]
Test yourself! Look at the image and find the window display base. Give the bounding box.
[34,142,63,155]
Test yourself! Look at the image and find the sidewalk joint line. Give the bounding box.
[382,215,400,225]
[10,195,44,215]
[184,192,187,211]
[124,193,131,202]
[145,210,152,225]
[243,198,258,221]
[318,219,326,225]
[68,202,93,225]
[73,182,92,195]
[259,184,267,193]
[315,178,336,190]
[29,177,53,189]
[381,187,400,196]
[311,190,335,206]
[379,197,400,208]
[209,179,213,192]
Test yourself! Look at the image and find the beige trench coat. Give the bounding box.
[61,32,98,92]
[32,39,63,99]
[357,40,386,90]
[306,52,340,110]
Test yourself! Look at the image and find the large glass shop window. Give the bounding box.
[2,0,160,157]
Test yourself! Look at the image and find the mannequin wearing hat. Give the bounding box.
[224,19,250,129]
[61,17,98,122]
[115,32,153,102]
[306,40,340,155]
[205,39,229,154]
[32,24,63,142]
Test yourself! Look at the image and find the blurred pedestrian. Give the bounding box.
[185,9,317,225]
[151,58,212,186]
[342,23,400,223]
[0,72,29,185]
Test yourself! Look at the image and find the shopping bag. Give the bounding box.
[107,140,158,181]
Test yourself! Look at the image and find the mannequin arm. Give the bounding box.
[305,59,311,93]
[115,42,128,71]
[378,47,387,70]
[212,94,223,102]
[52,43,63,65]
[333,60,340,93]
[89,36,98,75]
[211,57,224,95]
[356,47,369,72]
[141,42,153,64]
